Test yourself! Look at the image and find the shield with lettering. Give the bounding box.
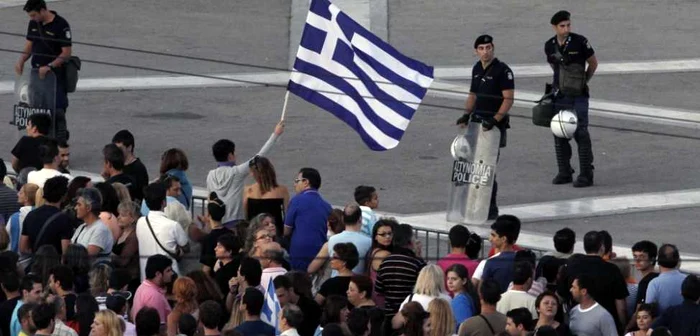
[12,69,56,136]
[446,121,500,224]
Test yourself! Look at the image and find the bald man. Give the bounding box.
[261,242,288,293]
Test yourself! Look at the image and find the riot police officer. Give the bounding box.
[15,0,73,142]
[545,11,598,187]
[456,35,514,219]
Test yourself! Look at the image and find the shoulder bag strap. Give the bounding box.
[145,215,179,260]
[34,211,63,250]
[71,225,86,244]
[475,64,496,92]
[478,314,496,336]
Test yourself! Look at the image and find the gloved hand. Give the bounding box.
[456,114,470,127]
[481,116,498,131]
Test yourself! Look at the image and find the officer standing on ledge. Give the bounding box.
[15,0,73,142]
[456,35,514,220]
[545,10,598,187]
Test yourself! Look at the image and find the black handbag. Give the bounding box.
[63,56,81,93]
[532,92,556,127]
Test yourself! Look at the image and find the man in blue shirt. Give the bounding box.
[328,203,372,276]
[284,167,332,271]
[646,244,688,315]
[10,274,43,336]
[482,215,521,293]
[235,288,275,336]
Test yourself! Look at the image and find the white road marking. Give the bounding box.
[0,71,288,95]
[383,188,700,227]
[434,58,700,79]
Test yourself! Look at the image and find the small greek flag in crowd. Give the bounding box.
[288,0,434,151]
[261,278,282,335]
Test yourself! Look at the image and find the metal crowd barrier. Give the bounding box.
[192,195,515,262]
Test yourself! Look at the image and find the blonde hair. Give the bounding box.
[22,183,40,206]
[35,188,45,207]
[111,182,132,204]
[245,224,270,256]
[89,264,112,296]
[173,277,199,313]
[117,201,141,220]
[428,298,455,336]
[413,264,446,297]
[94,310,125,336]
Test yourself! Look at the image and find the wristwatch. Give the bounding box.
[47,63,55,71]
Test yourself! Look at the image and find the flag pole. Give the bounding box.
[280,91,290,121]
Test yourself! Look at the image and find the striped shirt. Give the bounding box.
[374,249,426,315]
[0,185,21,222]
[359,206,378,236]
[52,319,78,336]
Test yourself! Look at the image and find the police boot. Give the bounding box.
[552,136,574,184]
[573,126,594,188]
[573,168,594,188]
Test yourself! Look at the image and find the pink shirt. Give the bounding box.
[437,253,479,295]
[131,280,171,323]
[261,267,287,294]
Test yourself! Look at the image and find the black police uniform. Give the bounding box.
[544,32,595,186]
[26,11,72,141]
[469,57,514,218]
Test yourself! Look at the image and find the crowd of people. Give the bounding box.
[0,113,699,336]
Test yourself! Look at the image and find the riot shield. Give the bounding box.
[446,121,500,224]
[11,68,56,137]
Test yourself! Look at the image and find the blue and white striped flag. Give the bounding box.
[261,277,282,335]
[288,0,434,151]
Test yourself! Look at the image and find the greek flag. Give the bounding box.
[261,278,281,335]
[288,0,434,151]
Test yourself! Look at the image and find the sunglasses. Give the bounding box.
[256,234,275,241]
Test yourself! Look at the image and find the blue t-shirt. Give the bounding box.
[452,292,476,330]
[234,320,275,336]
[646,270,688,315]
[482,251,517,293]
[284,189,332,271]
[328,230,372,276]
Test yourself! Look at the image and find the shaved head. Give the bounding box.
[343,202,362,225]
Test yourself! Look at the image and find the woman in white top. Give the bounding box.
[392,264,452,329]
